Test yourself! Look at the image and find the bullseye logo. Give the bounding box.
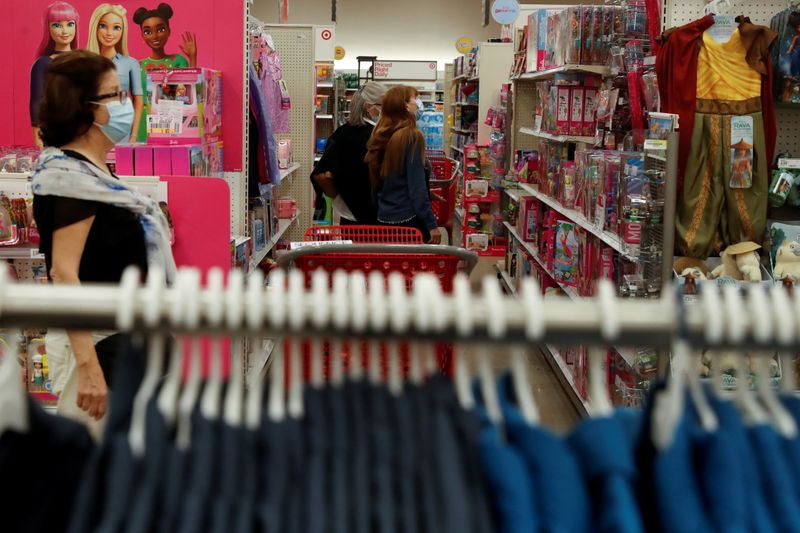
[429,62,436,70]
[321,29,332,40]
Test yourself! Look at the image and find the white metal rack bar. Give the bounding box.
[0,268,795,353]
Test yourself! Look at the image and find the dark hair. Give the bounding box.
[38,50,115,147]
[790,11,800,30]
[133,3,174,26]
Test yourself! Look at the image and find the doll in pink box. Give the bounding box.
[30,2,80,147]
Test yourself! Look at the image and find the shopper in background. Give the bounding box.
[365,85,441,243]
[311,81,388,224]
[32,51,176,438]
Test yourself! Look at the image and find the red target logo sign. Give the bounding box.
[321,29,332,40]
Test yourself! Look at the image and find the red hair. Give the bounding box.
[36,2,80,58]
[365,85,425,189]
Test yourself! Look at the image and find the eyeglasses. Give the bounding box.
[89,90,129,105]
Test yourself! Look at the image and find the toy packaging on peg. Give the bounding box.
[771,6,800,104]
[0,147,41,174]
[144,68,222,145]
[115,142,223,177]
[768,221,800,284]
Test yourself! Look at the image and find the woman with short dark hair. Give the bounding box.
[33,50,176,436]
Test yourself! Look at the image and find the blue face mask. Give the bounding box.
[414,97,425,120]
[94,99,134,144]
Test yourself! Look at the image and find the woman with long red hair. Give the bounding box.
[365,86,441,244]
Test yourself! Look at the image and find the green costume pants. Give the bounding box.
[677,108,768,259]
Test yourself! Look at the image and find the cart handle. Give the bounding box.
[277,244,479,274]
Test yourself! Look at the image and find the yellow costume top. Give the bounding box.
[696,30,761,101]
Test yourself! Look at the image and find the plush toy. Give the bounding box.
[709,242,762,281]
[773,239,800,282]
[680,267,707,280]
[674,257,710,278]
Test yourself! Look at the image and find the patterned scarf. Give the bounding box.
[32,148,177,284]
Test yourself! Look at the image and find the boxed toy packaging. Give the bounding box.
[145,68,223,145]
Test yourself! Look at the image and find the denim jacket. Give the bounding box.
[376,140,437,230]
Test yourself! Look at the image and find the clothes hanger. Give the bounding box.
[224,269,246,428]
[687,346,719,432]
[749,285,797,437]
[157,269,191,428]
[287,271,305,419]
[415,274,447,377]
[387,341,403,397]
[588,281,617,418]
[453,274,475,409]
[477,344,504,427]
[652,338,689,451]
[770,284,797,395]
[510,346,540,425]
[175,268,204,450]
[245,270,266,431]
[200,268,226,422]
[309,270,329,390]
[0,330,28,436]
[721,285,770,426]
[128,266,166,459]
[266,269,286,423]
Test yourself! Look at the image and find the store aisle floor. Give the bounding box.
[487,347,582,433]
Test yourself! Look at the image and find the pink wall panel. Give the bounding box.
[6,0,243,171]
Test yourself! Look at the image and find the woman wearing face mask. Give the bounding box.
[32,51,176,437]
[311,81,388,224]
[365,86,441,243]
[86,4,144,144]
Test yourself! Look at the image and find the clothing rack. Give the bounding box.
[0,266,797,352]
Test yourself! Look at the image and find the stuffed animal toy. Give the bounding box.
[680,267,707,280]
[774,239,800,282]
[709,242,762,281]
[674,257,710,278]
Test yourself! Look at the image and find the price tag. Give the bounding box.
[290,240,353,250]
[778,158,800,169]
[644,139,668,151]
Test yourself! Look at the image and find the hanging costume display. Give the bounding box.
[657,15,777,259]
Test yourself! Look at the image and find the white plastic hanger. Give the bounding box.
[453,275,475,409]
[224,269,246,428]
[701,284,726,395]
[200,268,226,421]
[721,285,769,426]
[477,344,503,427]
[0,330,28,435]
[157,269,190,427]
[520,277,545,342]
[128,266,166,458]
[588,281,616,418]
[287,339,304,419]
[704,0,733,15]
[267,338,286,422]
[175,268,203,450]
[309,270,330,389]
[245,270,266,431]
[771,284,797,394]
[748,285,797,437]
[287,271,305,418]
[652,339,689,451]
[510,346,540,425]
[687,345,719,432]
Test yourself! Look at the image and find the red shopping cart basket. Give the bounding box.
[427,150,459,229]
[277,231,478,378]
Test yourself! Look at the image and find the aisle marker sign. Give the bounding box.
[491,0,520,25]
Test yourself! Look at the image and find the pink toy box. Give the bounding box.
[145,68,222,146]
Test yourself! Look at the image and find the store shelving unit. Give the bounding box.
[248,212,299,274]
[518,127,597,145]
[278,162,301,183]
[513,64,610,81]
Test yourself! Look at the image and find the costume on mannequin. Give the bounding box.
[657,15,777,258]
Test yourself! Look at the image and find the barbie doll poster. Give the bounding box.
[1,0,243,171]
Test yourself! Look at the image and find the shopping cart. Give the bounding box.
[277,225,478,376]
[426,150,459,230]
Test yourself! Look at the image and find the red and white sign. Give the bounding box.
[314,25,336,61]
[372,60,438,81]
